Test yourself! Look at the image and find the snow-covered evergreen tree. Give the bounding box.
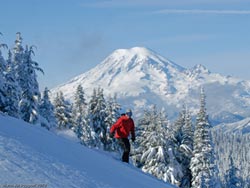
[72,84,96,146]
[181,109,194,154]
[104,94,121,151]
[137,106,168,169]
[39,87,57,129]
[73,85,87,119]
[173,106,194,188]
[224,156,244,188]
[190,88,221,188]
[174,107,185,147]
[133,105,183,186]
[181,109,194,188]
[213,129,250,187]
[18,45,43,124]
[12,32,24,89]
[72,85,86,135]
[88,88,107,149]
[0,34,8,112]
[3,50,20,117]
[54,91,73,129]
[10,33,43,124]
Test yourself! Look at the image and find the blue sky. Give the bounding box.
[1,0,250,90]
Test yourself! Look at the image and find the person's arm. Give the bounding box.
[110,118,121,134]
[130,119,135,141]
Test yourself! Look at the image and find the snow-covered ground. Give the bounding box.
[0,114,175,188]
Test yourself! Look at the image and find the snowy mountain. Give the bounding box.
[51,47,250,124]
[0,114,175,188]
[213,117,250,135]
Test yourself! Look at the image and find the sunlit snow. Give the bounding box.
[0,114,175,188]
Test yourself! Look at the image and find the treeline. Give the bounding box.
[0,33,245,187]
[52,86,122,151]
[131,89,221,187]
[213,130,250,187]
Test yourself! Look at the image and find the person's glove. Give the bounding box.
[109,132,115,138]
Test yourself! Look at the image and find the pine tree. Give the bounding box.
[190,87,221,188]
[182,109,194,154]
[88,88,107,149]
[174,107,185,146]
[105,94,120,133]
[71,84,93,145]
[133,105,183,186]
[213,130,250,186]
[224,156,244,188]
[18,45,43,124]
[87,88,101,148]
[104,94,121,151]
[0,33,8,112]
[12,32,24,89]
[73,85,87,118]
[39,87,57,129]
[139,106,168,171]
[180,109,194,188]
[173,106,194,188]
[54,91,73,129]
[80,117,96,147]
[11,33,44,124]
[72,85,85,136]
[4,50,20,117]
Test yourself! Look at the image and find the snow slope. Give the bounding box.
[0,114,175,188]
[51,47,250,124]
[213,117,250,135]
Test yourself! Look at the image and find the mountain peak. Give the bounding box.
[51,47,250,124]
[104,47,185,72]
[192,64,210,74]
[53,47,186,100]
[187,64,211,78]
[113,47,156,57]
[109,47,161,63]
[113,47,152,57]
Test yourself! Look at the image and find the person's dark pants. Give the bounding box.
[117,138,130,163]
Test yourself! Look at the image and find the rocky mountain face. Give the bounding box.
[51,47,250,125]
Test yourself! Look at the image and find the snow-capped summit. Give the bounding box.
[189,64,211,76]
[107,47,184,71]
[54,47,186,98]
[51,47,250,124]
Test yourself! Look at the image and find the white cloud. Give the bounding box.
[155,9,250,15]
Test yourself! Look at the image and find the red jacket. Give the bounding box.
[110,115,135,139]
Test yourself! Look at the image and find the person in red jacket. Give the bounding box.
[110,109,135,163]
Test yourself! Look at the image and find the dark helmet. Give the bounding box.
[126,109,132,117]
